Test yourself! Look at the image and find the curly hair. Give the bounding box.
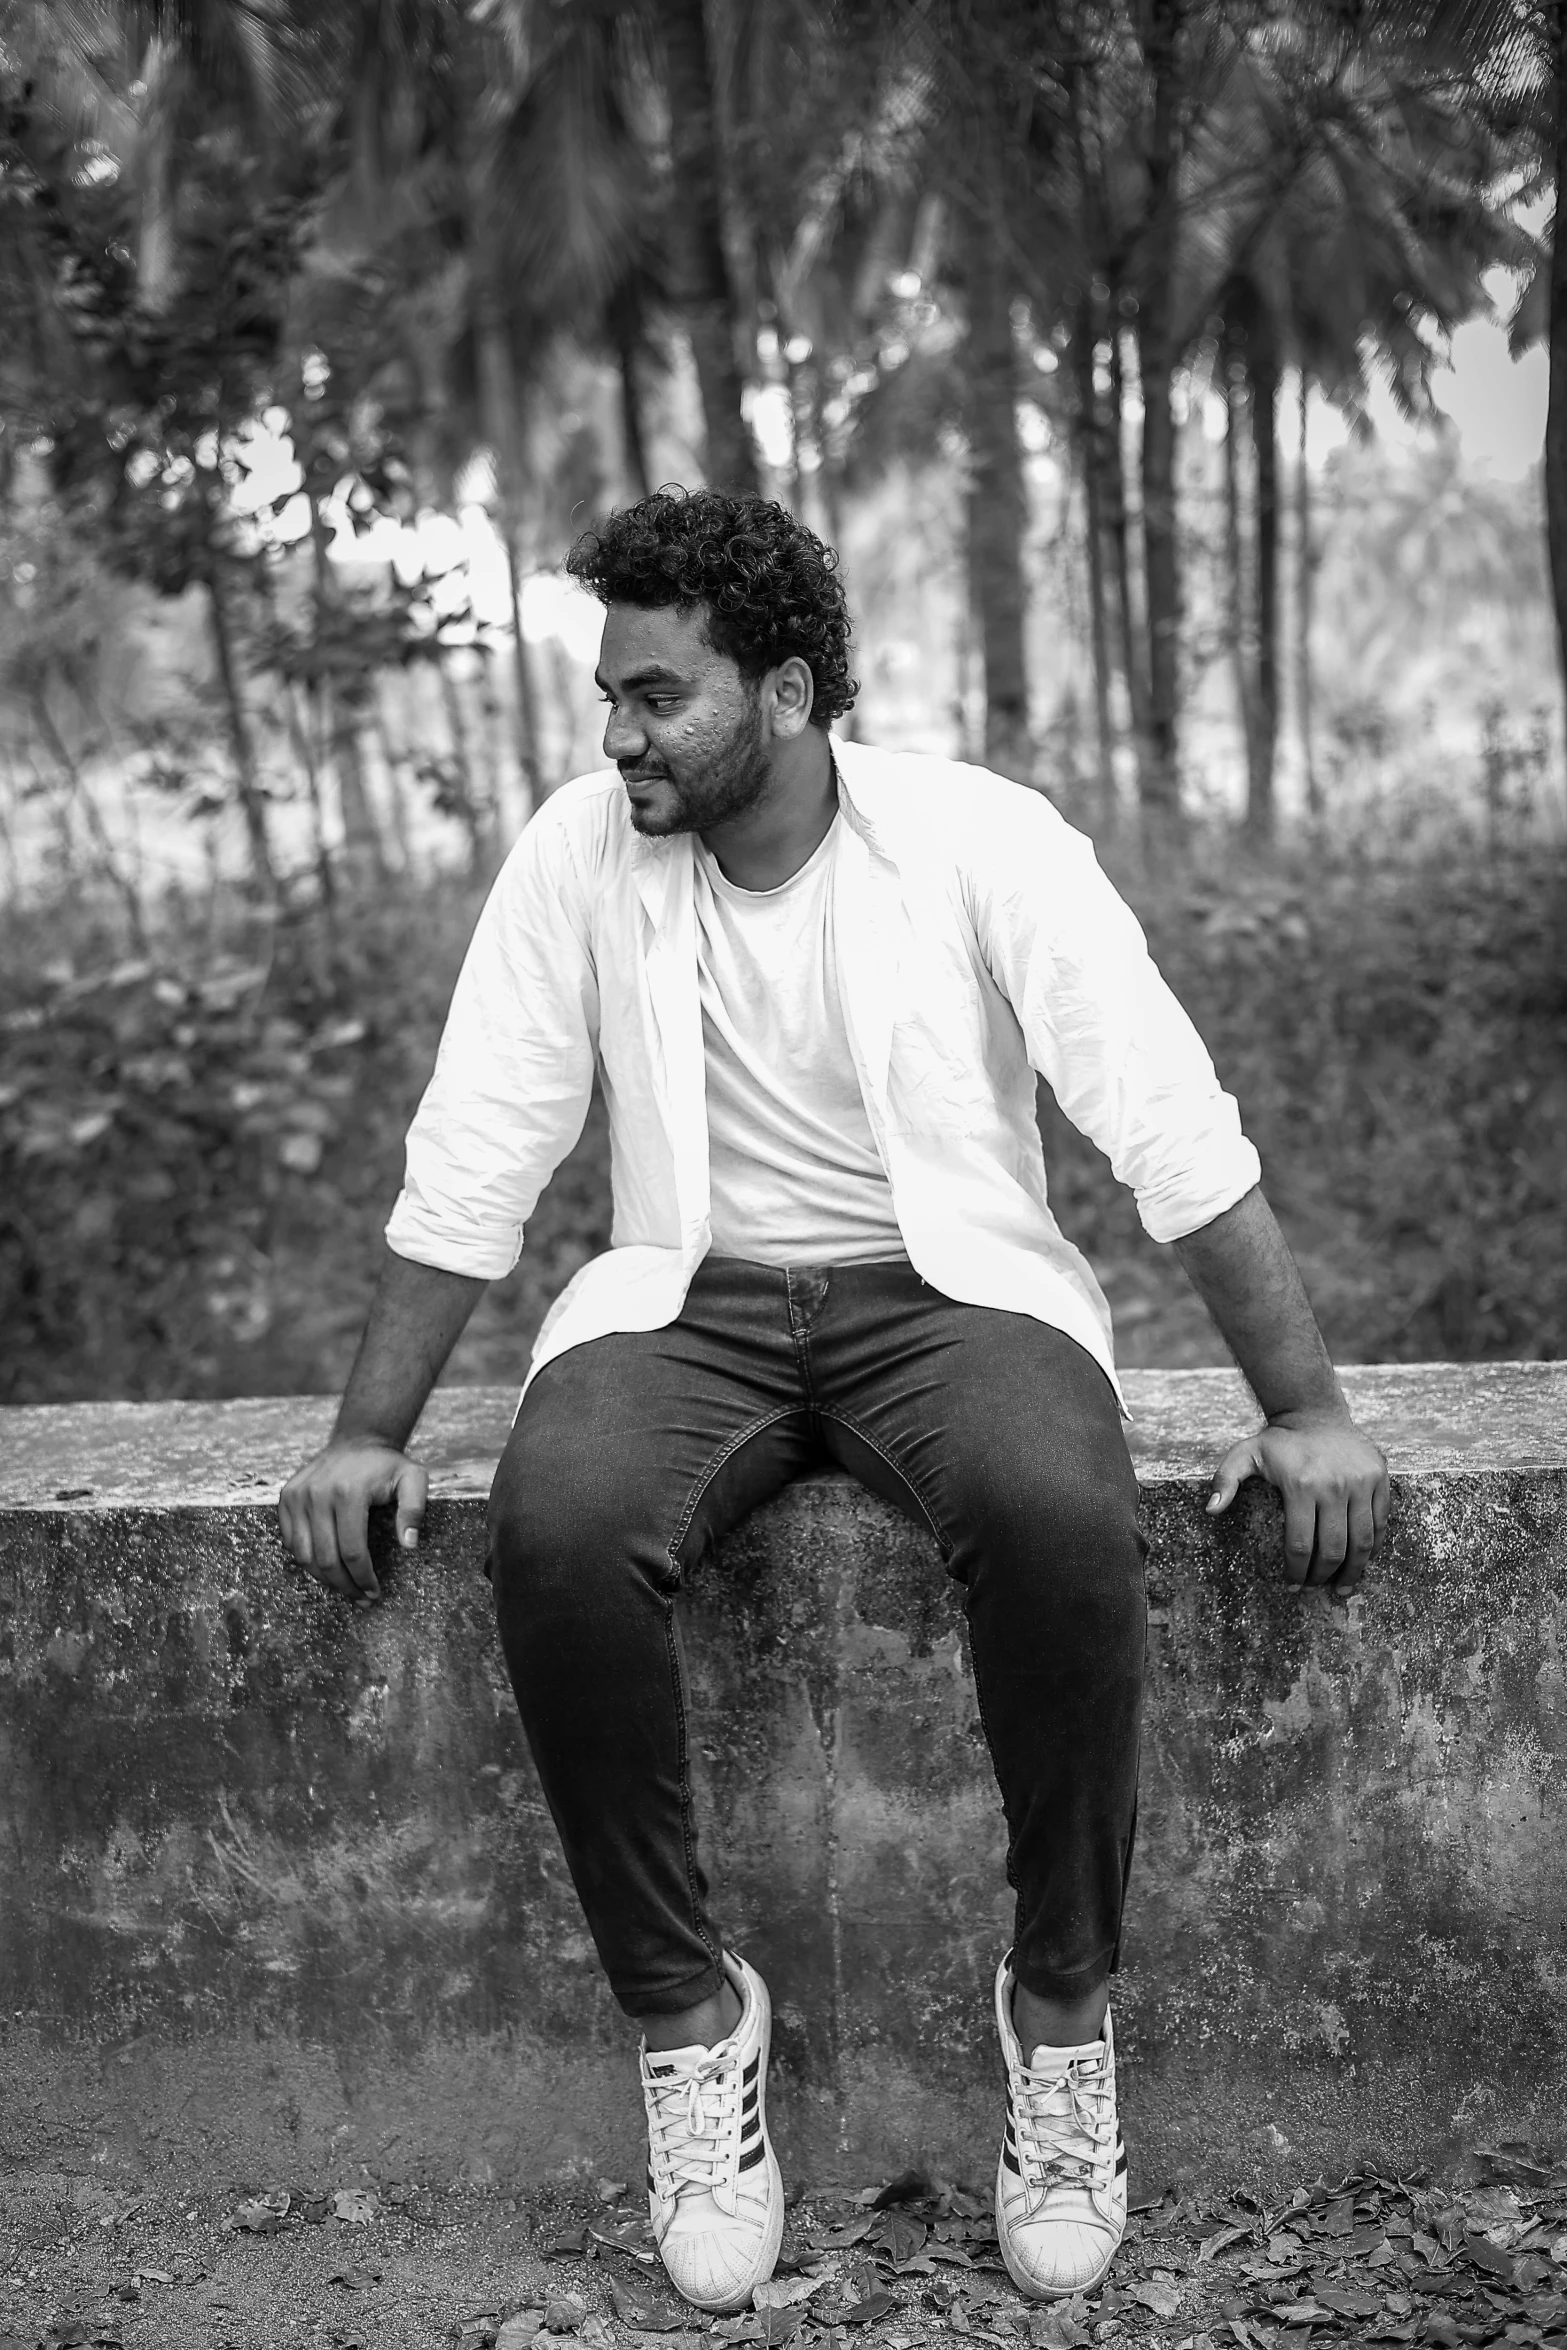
[565,488,858,729]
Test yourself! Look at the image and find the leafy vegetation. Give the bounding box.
[3,790,1561,1408]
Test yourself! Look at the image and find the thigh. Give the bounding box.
[809,1267,1142,1578]
[489,1257,820,1588]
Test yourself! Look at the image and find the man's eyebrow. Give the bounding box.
[593,664,687,693]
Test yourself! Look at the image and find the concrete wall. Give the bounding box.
[2,1363,1564,2198]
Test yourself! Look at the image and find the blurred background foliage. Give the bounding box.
[1,0,1564,1405]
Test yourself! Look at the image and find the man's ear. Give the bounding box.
[767,654,815,740]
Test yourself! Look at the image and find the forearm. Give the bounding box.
[331,1249,489,1451]
[1172,1185,1346,1423]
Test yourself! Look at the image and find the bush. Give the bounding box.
[2,815,1563,1406]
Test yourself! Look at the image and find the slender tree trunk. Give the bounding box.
[205,563,276,896]
[1296,368,1320,819]
[1074,300,1117,828]
[301,681,335,905]
[476,310,544,809]
[1107,326,1153,790]
[1249,342,1280,842]
[1545,12,1567,758]
[371,694,415,872]
[437,654,491,874]
[1137,0,1184,826]
[617,331,655,501]
[658,0,760,494]
[963,204,1032,783]
[306,514,386,878]
[1223,361,1262,807]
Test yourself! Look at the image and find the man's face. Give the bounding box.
[595,602,772,837]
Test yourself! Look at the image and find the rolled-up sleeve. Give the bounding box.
[972,795,1261,1244]
[384,801,600,1279]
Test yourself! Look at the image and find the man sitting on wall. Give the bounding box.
[277,489,1387,2315]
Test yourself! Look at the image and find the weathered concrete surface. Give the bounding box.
[1,1363,1564,2198]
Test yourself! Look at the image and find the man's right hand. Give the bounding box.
[277,1441,429,1604]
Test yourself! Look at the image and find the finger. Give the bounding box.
[1307,1494,1349,1587]
[277,1485,302,1564]
[332,1494,382,1602]
[304,1492,357,1597]
[1371,1473,1389,1554]
[1339,1492,1377,1588]
[298,1516,359,1601]
[394,1460,428,1552]
[280,1488,310,1568]
[1206,1440,1260,1515]
[1280,1486,1316,1585]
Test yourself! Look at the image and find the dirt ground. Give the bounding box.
[4,2155,1565,2350]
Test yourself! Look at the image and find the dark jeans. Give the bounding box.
[487,1256,1147,2017]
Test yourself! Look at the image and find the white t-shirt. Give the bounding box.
[693,815,905,1265]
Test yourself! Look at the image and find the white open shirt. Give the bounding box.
[385,738,1263,1410]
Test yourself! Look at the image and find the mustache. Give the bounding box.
[620,763,673,784]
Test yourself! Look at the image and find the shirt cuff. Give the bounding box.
[384,1190,523,1281]
[1135,1138,1263,1246]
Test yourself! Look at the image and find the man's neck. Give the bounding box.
[700,734,837,892]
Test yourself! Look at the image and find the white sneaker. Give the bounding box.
[640,1950,784,2313]
[994,1951,1127,2300]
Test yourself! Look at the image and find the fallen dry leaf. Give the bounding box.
[1129,2277,1182,2318]
[495,2314,545,2349]
[333,2187,380,2226]
[838,2287,897,2325]
[544,2293,588,2333]
[753,2276,828,2310]
[1027,2297,1093,2347]
[609,2284,684,2333]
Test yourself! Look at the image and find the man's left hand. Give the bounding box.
[1205,1411,1389,1595]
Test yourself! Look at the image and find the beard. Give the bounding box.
[621,696,772,836]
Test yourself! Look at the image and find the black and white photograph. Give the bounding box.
[1,4,1564,2347]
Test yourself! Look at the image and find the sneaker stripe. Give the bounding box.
[737,2140,766,2173]
[1115,2149,1128,2176]
[743,2055,759,2085]
[1001,2144,1021,2176]
[742,2087,759,2117]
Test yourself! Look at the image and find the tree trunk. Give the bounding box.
[617,330,655,502]
[476,310,544,809]
[1544,10,1567,759]
[1248,341,1280,842]
[963,205,1032,783]
[1223,361,1263,809]
[437,654,491,875]
[1137,0,1184,826]
[1107,326,1154,790]
[305,513,387,879]
[1074,299,1117,829]
[658,0,760,495]
[205,563,277,896]
[1296,369,1320,819]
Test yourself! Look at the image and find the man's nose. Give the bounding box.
[602,700,644,762]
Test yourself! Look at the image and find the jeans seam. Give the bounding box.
[664,1404,807,1578]
[664,1594,722,1981]
[814,1407,954,1559]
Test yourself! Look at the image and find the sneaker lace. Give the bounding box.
[646,2048,742,2203]
[1013,2048,1116,2215]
